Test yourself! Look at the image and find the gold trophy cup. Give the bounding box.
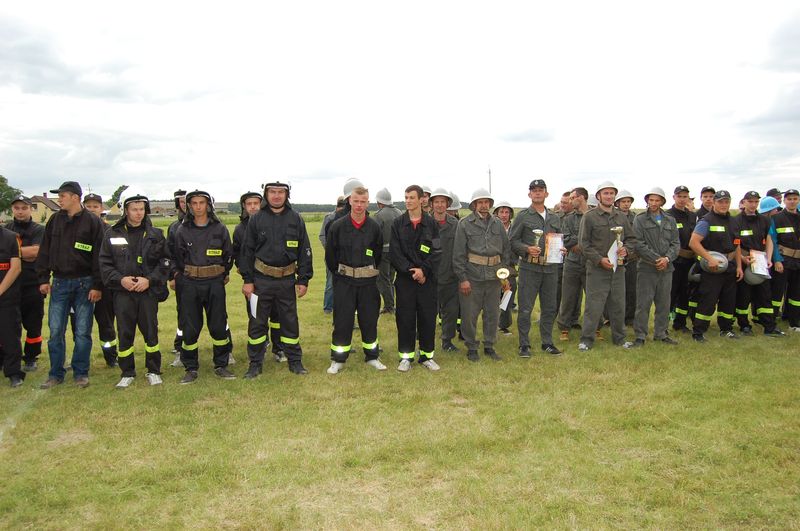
[610,226,624,266]
[532,229,544,264]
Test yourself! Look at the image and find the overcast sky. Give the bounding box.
[1,1,799,207]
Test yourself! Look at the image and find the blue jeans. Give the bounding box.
[48,276,95,380]
[323,269,334,312]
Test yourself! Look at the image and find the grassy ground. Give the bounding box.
[1,218,798,529]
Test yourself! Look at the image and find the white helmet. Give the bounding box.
[469,188,494,208]
[343,178,365,199]
[430,187,453,207]
[118,188,150,214]
[643,187,666,204]
[587,195,598,208]
[699,251,729,274]
[615,189,634,203]
[449,191,463,210]
[421,184,433,195]
[375,188,392,205]
[595,181,618,199]
[493,200,514,219]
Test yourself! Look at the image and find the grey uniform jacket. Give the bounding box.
[633,209,680,273]
[562,211,586,269]
[436,215,459,284]
[509,206,562,273]
[452,212,511,282]
[374,205,403,253]
[578,207,636,270]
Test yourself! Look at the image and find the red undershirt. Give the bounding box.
[350,215,366,229]
[411,218,421,229]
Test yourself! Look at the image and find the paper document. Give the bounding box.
[545,233,564,264]
[750,250,770,277]
[500,289,513,311]
[249,294,259,319]
[607,241,619,272]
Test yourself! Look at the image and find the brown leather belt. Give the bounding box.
[184,264,225,279]
[678,248,695,259]
[468,253,501,266]
[255,258,297,278]
[338,264,379,278]
[779,245,800,259]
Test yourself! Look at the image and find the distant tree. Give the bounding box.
[107,185,129,207]
[0,175,22,214]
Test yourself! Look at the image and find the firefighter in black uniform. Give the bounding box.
[167,189,186,366]
[773,189,800,330]
[5,195,45,372]
[667,185,697,333]
[240,182,312,377]
[81,193,118,367]
[233,191,285,363]
[99,192,170,388]
[390,184,441,372]
[0,225,25,387]
[325,185,387,374]
[732,191,784,336]
[173,190,234,383]
[689,189,739,341]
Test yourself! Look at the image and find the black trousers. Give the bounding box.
[246,275,301,365]
[242,297,282,354]
[0,304,24,379]
[692,268,736,334]
[20,285,44,363]
[114,291,161,377]
[179,278,231,371]
[624,260,637,324]
[781,268,800,326]
[71,288,117,362]
[173,274,184,352]
[736,280,776,332]
[670,259,693,329]
[395,274,438,360]
[330,277,380,363]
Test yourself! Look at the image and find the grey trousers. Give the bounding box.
[437,280,460,343]
[580,265,627,347]
[517,268,557,347]
[634,268,673,340]
[459,279,501,351]
[557,263,585,331]
[377,257,395,311]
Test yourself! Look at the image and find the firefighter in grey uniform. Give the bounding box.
[509,179,563,357]
[557,187,589,340]
[614,189,638,326]
[577,181,636,351]
[494,200,517,335]
[627,187,680,347]
[99,192,169,388]
[452,188,511,362]
[373,188,402,314]
[173,190,234,383]
[431,188,460,352]
[241,182,312,377]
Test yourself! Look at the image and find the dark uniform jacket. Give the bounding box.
[773,209,800,270]
[5,218,44,288]
[633,209,680,273]
[562,210,586,269]
[173,217,233,281]
[435,215,459,284]
[325,213,382,286]
[731,212,770,253]
[578,206,636,270]
[99,217,170,300]
[240,205,313,285]
[35,207,105,290]
[509,205,562,273]
[232,219,248,272]
[0,227,21,307]
[667,205,697,264]
[389,212,441,282]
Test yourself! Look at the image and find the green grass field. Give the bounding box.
[1,218,799,529]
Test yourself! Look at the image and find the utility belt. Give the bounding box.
[779,245,800,259]
[337,264,379,278]
[183,264,225,279]
[255,258,297,278]
[467,253,501,266]
[524,255,547,265]
[678,248,695,259]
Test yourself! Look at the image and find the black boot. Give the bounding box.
[288,360,308,375]
[244,363,263,379]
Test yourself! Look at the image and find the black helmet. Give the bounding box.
[184,190,216,221]
[173,188,187,212]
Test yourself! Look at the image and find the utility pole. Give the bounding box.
[488,166,492,194]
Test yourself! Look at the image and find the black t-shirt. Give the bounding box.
[0,227,22,306]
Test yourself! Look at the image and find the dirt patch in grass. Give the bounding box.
[48,429,94,448]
